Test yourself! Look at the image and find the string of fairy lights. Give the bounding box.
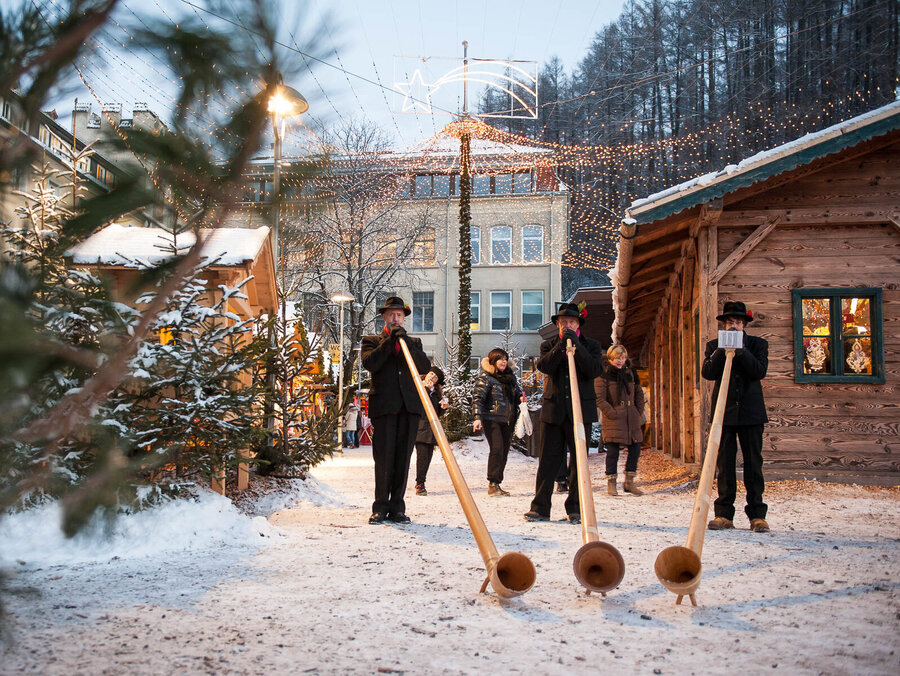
[35,0,900,272]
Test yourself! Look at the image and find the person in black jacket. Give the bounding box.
[361,296,431,525]
[414,366,448,496]
[472,348,523,497]
[702,300,771,533]
[525,302,603,523]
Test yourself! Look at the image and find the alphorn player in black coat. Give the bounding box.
[702,300,771,533]
[524,302,603,522]
[361,296,431,525]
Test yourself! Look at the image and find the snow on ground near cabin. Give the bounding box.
[2,439,898,675]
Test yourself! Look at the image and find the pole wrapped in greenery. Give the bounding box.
[456,129,472,379]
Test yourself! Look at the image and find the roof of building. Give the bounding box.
[625,99,900,225]
[68,223,271,268]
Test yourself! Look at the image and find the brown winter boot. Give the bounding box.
[607,475,618,496]
[488,482,509,496]
[624,472,643,496]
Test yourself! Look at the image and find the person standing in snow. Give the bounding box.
[702,300,770,534]
[471,348,523,497]
[524,302,603,523]
[343,403,359,448]
[413,366,448,496]
[595,345,646,496]
[361,296,431,525]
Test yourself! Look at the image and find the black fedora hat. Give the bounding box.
[428,366,445,385]
[716,300,754,323]
[377,295,411,316]
[551,301,586,325]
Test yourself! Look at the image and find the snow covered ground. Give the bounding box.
[2,439,898,675]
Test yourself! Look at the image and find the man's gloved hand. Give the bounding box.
[389,325,407,340]
[562,328,580,345]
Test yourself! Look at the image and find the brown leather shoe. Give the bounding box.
[707,516,734,530]
[750,518,770,533]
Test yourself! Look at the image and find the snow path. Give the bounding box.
[2,440,899,674]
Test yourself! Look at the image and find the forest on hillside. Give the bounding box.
[477,0,899,285]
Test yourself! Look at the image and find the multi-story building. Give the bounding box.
[382,132,568,368]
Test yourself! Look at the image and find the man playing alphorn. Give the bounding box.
[524,302,603,522]
[702,300,770,533]
[361,296,431,525]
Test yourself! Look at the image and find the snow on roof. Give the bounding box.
[68,223,270,268]
[627,98,900,220]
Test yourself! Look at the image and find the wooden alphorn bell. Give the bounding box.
[654,329,742,606]
[566,339,625,596]
[398,338,536,598]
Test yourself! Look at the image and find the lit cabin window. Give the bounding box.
[792,288,884,384]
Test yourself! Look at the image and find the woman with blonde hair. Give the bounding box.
[595,344,645,496]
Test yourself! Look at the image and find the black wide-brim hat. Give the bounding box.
[551,301,585,325]
[429,366,445,385]
[716,300,754,323]
[377,295,411,316]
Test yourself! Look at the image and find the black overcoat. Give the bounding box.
[701,332,769,426]
[537,332,603,425]
[361,329,431,418]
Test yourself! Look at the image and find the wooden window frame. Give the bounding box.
[791,287,884,384]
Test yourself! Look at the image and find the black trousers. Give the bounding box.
[483,419,513,484]
[604,441,641,475]
[530,420,589,517]
[414,442,435,485]
[714,424,767,521]
[371,411,419,515]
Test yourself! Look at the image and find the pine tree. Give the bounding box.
[434,332,473,442]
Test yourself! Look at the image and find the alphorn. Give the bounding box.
[398,337,536,598]
[654,330,741,605]
[566,339,625,596]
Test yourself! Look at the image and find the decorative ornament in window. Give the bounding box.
[805,338,828,373]
[845,339,871,374]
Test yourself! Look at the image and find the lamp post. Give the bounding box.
[331,292,355,454]
[266,73,308,453]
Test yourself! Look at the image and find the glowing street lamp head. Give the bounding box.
[268,84,309,117]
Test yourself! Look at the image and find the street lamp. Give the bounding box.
[266,73,308,453]
[331,291,355,454]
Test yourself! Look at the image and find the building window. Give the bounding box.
[490,291,512,331]
[491,225,512,265]
[494,173,512,195]
[470,226,481,265]
[413,291,434,332]
[433,174,450,196]
[522,225,544,263]
[522,290,544,331]
[414,175,431,197]
[414,228,436,264]
[513,171,532,193]
[473,174,491,196]
[470,291,480,331]
[792,288,884,383]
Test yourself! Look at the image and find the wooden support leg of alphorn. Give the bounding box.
[689,594,698,606]
[480,576,490,594]
[676,595,683,605]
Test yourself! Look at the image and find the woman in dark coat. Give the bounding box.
[472,348,523,496]
[595,344,645,496]
[413,367,447,496]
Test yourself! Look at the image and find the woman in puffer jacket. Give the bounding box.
[472,348,523,496]
[595,344,646,496]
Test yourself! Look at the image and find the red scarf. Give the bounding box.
[385,325,401,353]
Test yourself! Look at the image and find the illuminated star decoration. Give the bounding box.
[395,69,438,113]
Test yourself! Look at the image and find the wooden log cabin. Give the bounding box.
[611,101,900,484]
[68,223,278,493]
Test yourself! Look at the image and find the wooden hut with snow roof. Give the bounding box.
[67,223,278,493]
[611,100,900,484]
[67,223,278,319]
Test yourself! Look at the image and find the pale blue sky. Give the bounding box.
[44,0,626,148]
